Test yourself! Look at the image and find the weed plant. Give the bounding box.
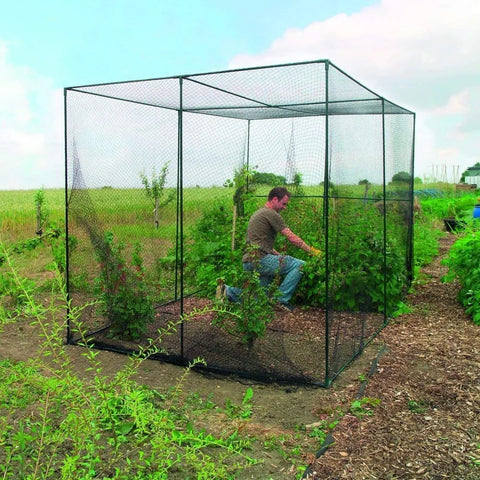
[0,243,260,479]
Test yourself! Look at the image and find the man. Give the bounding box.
[218,186,320,311]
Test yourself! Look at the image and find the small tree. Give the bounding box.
[140,163,175,228]
[34,187,48,236]
[359,179,371,204]
[291,171,304,195]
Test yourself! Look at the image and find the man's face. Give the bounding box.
[272,195,290,212]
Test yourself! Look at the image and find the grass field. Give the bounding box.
[0,181,410,242]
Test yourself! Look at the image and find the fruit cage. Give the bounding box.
[64,59,415,387]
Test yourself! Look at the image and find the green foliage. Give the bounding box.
[0,245,37,318]
[349,397,381,418]
[407,399,429,414]
[421,194,475,220]
[0,272,36,317]
[5,188,77,276]
[12,237,42,254]
[0,249,258,479]
[185,200,279,343]
[224,388,254,419]
[94,233,155,340]
[34,187,49,235]
[213,270,276,344]
[442,229,480,325]
[289,200,408,314]
[252,171,286,185]
[290,171,304,196]
[391,171,412,183]
[183,202,252,293]
[413,215,443,268]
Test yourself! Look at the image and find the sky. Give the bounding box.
[1,0,479,190]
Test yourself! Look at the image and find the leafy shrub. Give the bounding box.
[213,270,276,345]
[286,200,409,314]
[413,213,443,269]
[186,196,413,315]
[185,199,278,343]
[442,230,480,325]
[94,233,155,340]
[421,194,475,220]
[0,271,36,317]
[183,200,255,294]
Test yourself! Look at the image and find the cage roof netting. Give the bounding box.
[68,60,413,120]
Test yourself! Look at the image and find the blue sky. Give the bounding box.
[1,0,479,189]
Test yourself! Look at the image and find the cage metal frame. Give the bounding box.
[64,59,415,387]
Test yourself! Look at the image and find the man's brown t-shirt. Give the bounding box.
[242,206,287,262]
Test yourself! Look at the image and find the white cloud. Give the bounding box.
[230,0,480,83]
[433,91,469,116]
[228,0,480,179]
[0,41,64,190]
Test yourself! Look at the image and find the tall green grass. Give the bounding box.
[0,189,64,242]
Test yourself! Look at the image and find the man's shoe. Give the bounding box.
[215,279,227,301]
[275,301,295,312]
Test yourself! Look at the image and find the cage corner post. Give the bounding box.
[64,86,73,345]
[323,59,331,387]
[177,76,185,360]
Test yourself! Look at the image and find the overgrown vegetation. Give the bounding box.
[0,245,257,479]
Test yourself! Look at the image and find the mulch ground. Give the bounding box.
[306,233,480,479]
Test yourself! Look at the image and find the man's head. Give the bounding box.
[267,187,291,212]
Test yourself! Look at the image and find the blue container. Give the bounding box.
[474,204,480,218]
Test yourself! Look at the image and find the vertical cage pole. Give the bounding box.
[406,113,416,283]
[381,99,388,323]
[64,88,72,344]
[245,120,251,191]
[323,60,331,386]
[177,77,185,357]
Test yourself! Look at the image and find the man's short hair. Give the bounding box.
[268,186,291,201]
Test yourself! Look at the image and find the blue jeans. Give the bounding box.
[226,254,305,304]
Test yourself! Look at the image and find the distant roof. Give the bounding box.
[465,167,480,176]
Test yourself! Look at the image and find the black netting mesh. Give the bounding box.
[65,60,414,386]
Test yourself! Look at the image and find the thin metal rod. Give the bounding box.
[382,99,388,325]
[63,88,72,344]
[407,113,416,283]
[178,77,185,358]
[323,60,331,386]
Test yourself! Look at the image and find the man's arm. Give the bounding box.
[280,228,317,254]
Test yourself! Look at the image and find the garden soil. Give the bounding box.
[1,233,479,479]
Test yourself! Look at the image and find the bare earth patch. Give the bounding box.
[1,233,479,478]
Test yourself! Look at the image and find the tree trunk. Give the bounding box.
[232,205,237,251]
[154,197,159,229]
[36,204,42,236]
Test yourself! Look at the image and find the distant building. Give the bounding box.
[463,166,480,186]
